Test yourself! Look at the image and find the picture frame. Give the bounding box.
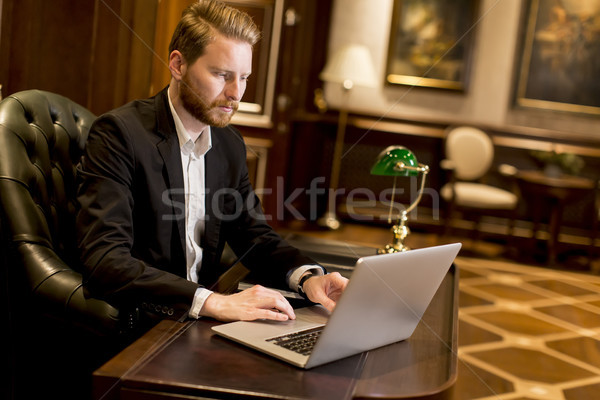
[385,0,479,91]
[226,0,282,127]
[515,0,600,115]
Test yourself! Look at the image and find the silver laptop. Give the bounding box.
[211,242,461,369]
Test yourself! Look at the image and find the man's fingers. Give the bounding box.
[303,272,349,311]
[317,295,336,312]
[252,294,296,320]
[201,285,296,322]
[328,272,348,290]
[247,285,296,320]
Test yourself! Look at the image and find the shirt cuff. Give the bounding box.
[189,287,214,319]
[288,264,325,293]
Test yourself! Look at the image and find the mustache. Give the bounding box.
[213,101,238,110]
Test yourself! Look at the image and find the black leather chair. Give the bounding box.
[0,90,123,399]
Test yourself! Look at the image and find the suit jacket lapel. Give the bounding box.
[155,88,186,259]
[203,130,223,261]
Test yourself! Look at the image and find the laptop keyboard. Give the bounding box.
[266,326,324,356]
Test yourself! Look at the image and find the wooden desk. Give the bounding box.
[516,170,595,264]
[93,239,459,400]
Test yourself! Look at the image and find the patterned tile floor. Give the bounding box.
[452,256,600,400]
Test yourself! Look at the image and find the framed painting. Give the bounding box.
[515,0,600,115]
[385,0,479,91]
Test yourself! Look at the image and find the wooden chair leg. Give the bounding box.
[505,211,518,258]
[589,202,598,269]
[472,215,481,245]
[443,201,456,238]
[589,232,597,270]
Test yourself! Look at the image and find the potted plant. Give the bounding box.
[530,150,585,177]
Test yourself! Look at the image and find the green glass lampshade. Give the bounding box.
[370,146,419,177]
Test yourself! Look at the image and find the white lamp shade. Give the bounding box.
[319,44,379,88]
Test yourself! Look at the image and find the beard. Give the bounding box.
[179,73,238,128]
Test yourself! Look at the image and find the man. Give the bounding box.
[76,0,347,329]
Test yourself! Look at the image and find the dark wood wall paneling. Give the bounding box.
[88,0,158,114]
[0,0,157,115]
[0,0,96,107]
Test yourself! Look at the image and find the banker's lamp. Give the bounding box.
[371,146,429,253]
[317,44,378,229]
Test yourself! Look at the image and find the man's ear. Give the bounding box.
[169,50,186,81]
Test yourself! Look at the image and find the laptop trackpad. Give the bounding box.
[212,305,329,342]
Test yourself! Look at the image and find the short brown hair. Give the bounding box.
[168,0,261,64]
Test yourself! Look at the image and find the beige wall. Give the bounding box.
[323,0,600,139]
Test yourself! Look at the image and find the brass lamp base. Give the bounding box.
[317,211,341,230]
[377,212,411,254]
[377,243,410,254]
[378,242,410,254]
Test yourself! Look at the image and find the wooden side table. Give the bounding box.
[515,170,595,265]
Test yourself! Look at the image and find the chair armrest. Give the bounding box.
[440,159,455,171]
[17,242,121,337]
[498,163,518,177]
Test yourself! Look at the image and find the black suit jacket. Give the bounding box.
[76,87,314,321]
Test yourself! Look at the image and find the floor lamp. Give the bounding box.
[317,44,378,229]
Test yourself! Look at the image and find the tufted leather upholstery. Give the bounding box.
[0,90,120,336]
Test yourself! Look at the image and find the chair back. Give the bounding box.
[445,126,494,181]
[0,90,119,335]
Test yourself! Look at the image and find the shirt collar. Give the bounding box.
[167,88,212,158]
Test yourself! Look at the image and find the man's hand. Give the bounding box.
[302,272,348,311]
[200,285,295,322]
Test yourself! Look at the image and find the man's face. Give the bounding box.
[179,34,252,127]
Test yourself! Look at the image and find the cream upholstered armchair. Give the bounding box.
[439,126,518,242]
